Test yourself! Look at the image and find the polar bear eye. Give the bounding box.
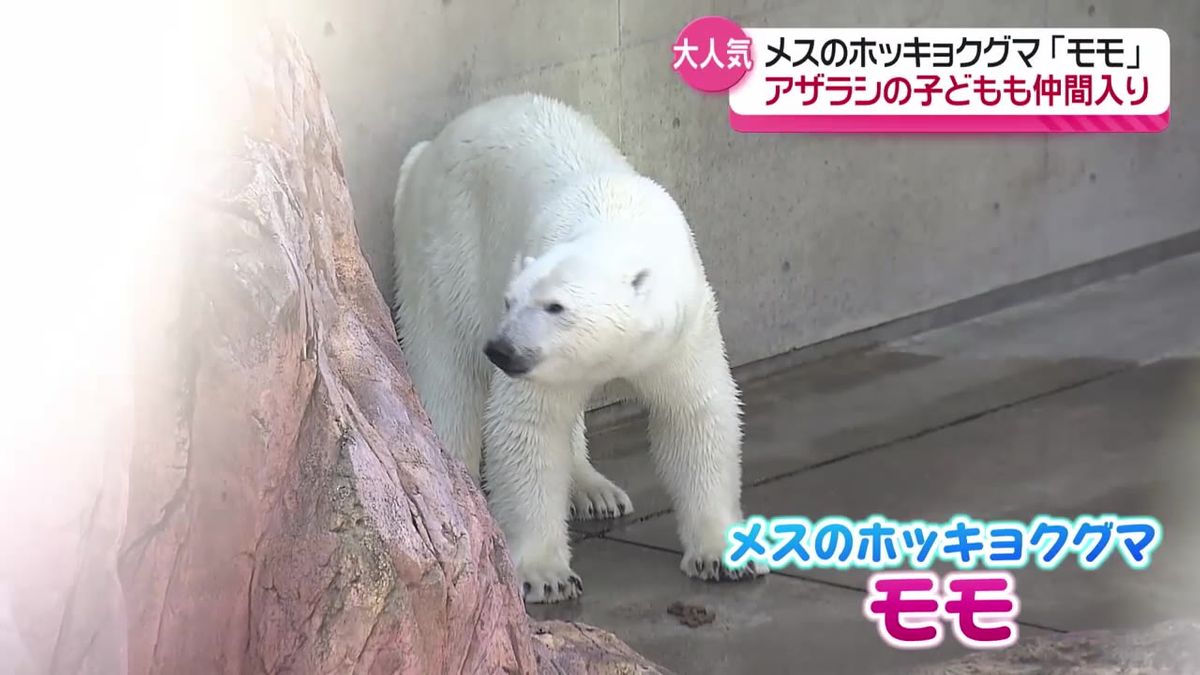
[632,269,650,290]
[503,297,512,311]
[544,302,565,315]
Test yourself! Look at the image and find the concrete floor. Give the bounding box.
[527,251,1200,674]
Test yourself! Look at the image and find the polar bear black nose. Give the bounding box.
[484,338,529,375]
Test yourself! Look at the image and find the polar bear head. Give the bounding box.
[484,242,669,386]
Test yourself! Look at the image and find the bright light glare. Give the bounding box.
[0,0,239,668]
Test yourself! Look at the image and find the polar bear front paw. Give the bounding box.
[520,562,584,604]
[681,551,769,582]
[569,474,634,520]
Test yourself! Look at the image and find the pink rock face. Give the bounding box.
[3,14,662,673]
[97,17,663,675]
[117,23,538,675]
[532,622,666,674]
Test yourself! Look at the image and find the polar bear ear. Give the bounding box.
[511,253,533,278]
[631,269,650,294]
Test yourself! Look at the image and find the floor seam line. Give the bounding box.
[580,363,1138,538]
[745,363,1138,491]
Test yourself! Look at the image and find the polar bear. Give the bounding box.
[392,94,765,603]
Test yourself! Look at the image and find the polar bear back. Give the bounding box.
[394,94,652,349]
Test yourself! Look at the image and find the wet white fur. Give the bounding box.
[392,94,762,603]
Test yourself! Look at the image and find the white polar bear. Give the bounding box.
[392,94,765,603]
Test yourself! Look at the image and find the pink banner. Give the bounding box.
[730,110,1171,134]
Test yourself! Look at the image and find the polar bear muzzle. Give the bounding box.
[484,337,537,377]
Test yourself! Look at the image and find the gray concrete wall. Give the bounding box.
[277,0,1199,373]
